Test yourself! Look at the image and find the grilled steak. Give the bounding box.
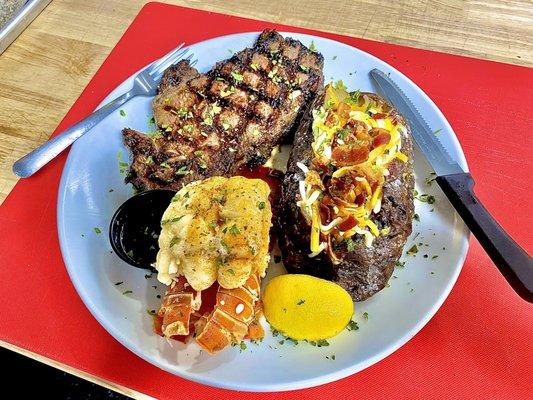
[277,87,415,301]
[123,30,324,191]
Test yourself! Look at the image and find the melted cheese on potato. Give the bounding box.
[155,176,272,291]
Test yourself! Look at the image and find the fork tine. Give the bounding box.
[148,42,185,73]
[152,50,193,77]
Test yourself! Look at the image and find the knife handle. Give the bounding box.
[436,173,533,302]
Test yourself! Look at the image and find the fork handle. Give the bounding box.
[436,173,533,302]
[13,88,138,178]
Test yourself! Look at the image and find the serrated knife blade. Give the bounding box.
[370,68,463,176]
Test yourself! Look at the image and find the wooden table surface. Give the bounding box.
[0,0,532,204]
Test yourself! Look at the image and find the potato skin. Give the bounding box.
[276,93,415,301]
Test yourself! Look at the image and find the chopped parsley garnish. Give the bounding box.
[258,201,266,210]
[161,215,184,225]
[216,255,228,266]
[432,255,439,260]
[122,290,133,295]
[316,339,329,347]
[299,64,309,72]
[146,309,156,316]
[426,172,437,185]
[413,213,420,222]
[347,320,359,331]
[148,116,155,126]
[331,355,336,360]
[250,62,259,71]
[231,71,244,82]
[415,193,436,204]
[362,312,369,320]
[433,128,442,135]
[336,127,352,141]
[208,221,217,230]
[119,109,126,117]
[220,86,235,97]
[395,260,405,268]
[228,224,241,235]
[364,100,374,114]
[239,341,247,351]
[226,268,235,275]
[332,55,337,60]
[169,237,180,247]
[407,244,419,256]
[345,238,357,252]
[114,281,124,286]
[297,299,306,306]
[198,160,207,169]
[220,239,231,253]
[309,40,317,52]
[347,90,361,105]
[176,166,189,176]
[119,161,129,167]
[334,80,347,91]
[94,227,102,235]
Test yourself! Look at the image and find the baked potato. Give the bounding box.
[277,82,415,301]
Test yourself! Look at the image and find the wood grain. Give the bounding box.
[0,0,532,204]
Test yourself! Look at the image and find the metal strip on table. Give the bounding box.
[0,0,52,54]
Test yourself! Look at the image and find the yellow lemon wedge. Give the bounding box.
[262,274,354,341]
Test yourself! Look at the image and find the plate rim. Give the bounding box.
[57,30,470,392]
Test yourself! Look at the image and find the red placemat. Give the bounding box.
[1,2,532,399]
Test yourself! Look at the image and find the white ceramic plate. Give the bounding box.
[57,32,469,392]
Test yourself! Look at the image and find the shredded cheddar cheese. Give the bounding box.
[296,82,409,258]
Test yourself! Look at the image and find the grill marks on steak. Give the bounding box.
[123,30,324,191]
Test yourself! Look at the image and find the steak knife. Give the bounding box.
[370,68,533,302]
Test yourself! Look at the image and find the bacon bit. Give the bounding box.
[369,127,388,137]
[372,113,386,119]
[320,194,335,207]
[338,215,358,231]
[325,112,338,127]
[373,132,391,148]
[354,193,366,206]
[331,145,369,167]
[319,202,332,225]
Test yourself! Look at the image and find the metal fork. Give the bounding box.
[12,43,195,178]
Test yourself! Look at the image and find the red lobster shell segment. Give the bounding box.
[156,273,264,353]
